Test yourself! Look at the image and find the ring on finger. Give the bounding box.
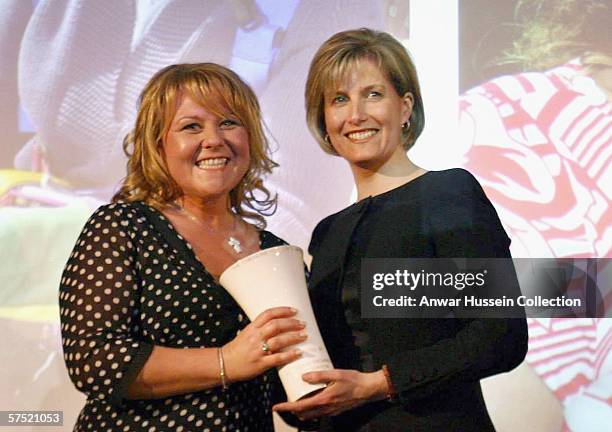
[261,340,271,354]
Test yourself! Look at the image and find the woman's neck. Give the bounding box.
[351,152,426,201]
[178,195,233,227]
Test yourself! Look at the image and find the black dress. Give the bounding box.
[59,201,286,432]
[308,169,528,431]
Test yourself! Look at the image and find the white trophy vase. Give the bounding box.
[220,245,333,401]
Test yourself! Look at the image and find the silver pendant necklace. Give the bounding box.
[174,202,244,255]
[227,236,243,254]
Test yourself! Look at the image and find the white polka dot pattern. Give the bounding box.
[59,202,285,431]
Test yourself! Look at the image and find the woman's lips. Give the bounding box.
[346,129,378,140]
[195,157,229,169]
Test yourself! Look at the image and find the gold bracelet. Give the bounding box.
[218,347,228,390]
[382,364,397,402]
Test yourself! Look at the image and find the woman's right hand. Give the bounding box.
[222,307,306,383]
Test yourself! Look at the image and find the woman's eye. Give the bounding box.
[220,119,240,128]
[181,123,200,131]
[332,95,347,104]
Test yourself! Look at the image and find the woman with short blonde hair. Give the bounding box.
[305,28,425,154]
[275,28,528,431]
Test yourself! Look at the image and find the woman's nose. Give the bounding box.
[201,127,224,148]
[349,100,367,124]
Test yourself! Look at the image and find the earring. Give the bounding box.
[402,121,410,130]
[324,134,331,143]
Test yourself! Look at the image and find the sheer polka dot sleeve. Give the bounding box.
[59,203,153,406]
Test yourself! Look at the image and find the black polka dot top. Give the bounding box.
[59,202,285,431]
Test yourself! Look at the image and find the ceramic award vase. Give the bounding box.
[220,245,333,401]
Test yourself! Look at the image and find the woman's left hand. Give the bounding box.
[273,369,388,420]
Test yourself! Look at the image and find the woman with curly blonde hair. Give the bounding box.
[59,63,307,431]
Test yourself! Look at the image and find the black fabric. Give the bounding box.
[308,169,528,431]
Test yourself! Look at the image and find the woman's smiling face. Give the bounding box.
[161,93,250,203]
[323,59,413,171]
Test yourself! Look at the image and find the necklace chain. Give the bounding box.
[174,202,244,255]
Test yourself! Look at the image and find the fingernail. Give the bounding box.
[294,349,303,356]
[298,320,306,328]
[299,331,307,338]
[290,307,297,313]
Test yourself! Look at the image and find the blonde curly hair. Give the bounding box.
[113,63,277,228]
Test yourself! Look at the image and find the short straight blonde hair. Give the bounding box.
[113,63,277,227]
[305,28,425,154]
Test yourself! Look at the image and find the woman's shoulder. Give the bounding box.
[425,169,507,234]
[85,201,153,231]
[306,211,343,256]
[417,168,487,203]
[311,210,343,239]
[419,168,480,190]
[90,201,145,218]
[414,169,504,230]
[70,202,155,255]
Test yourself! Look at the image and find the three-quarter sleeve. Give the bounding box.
[385,169,528,403]
[59,203,153,405]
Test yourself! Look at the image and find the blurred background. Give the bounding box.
[0,1,609,430]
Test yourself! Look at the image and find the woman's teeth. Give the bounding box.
[196,158,228,168]
[347,130,377,140]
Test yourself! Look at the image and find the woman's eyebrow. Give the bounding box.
[175,115,200,122]
[362,83,385,91]
[332,83,385,94]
